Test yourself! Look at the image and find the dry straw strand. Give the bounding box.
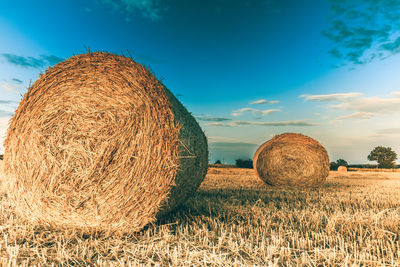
[3,52,208,235]
[253,133,329,187]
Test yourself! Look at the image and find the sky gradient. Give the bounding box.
[1,0,400,164]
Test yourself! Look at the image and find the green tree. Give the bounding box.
[367,146,398,169]
[214,160,222,164]
[235,159,253,169]
[336,159,348,167]
[330,159,348,170]
[330,161,338,170]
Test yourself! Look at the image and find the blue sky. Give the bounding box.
[1,0,400,164]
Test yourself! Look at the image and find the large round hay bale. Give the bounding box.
[3,52,208,234]
[337,166,347,172]
[253,133,329,187]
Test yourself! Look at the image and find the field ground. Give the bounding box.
[0,162,400,266]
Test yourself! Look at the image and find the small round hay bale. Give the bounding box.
[3,52,208,234]
[337,166,347,172]
[253,133,329,187]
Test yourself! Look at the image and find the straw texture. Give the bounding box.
[253,133,329,187]
[3,52,208,234]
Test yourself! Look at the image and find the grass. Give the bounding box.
[0,162,400,266]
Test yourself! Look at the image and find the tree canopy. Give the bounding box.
[330,158,348,170]
[367,146,398,169]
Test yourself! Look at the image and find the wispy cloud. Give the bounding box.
[207,136,257,144]
[0,82,23,93]
[209,141,258,147]
[0,110,13,117]
[195,115,231,122]
[206,122,235,127]
[0,98,17,117]
[304,91,400,122]
[331,96,400,114]
[1,54,63,69]
[11,78,22,84]
[323,0,400,64]
[231,107,280,116]
[206,120,317,127]
[0,100,16,104]
[249,99,279,105]
[40,55,64,66]
[334,111,375,121]
[232,120,317,126]
[95,0,165,21]
[300,92,363,102]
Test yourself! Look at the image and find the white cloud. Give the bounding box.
[334,112,375,121]
[232,120,317,126]
[195,115,231,122]
[303,91,400,122]
[249,99,279,105]
[236,108,255,113]
[261,109,280,115]
[331,96,400,114]
[231,107,280,116]
[1,82,22,93]
[206,122,235,127]
[300,92,363,102]
[206,120,317,127]
[207,136,256,144]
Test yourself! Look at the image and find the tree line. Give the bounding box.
[212,146,398,170]
[331,146,398,170]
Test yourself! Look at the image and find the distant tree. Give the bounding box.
[330,159,348,170]
[0,154,3,160]
[367,146,398,169]
[336,159,348,167]
[235,159,253,169]
[214,160,222,164]
[330,161,338,170]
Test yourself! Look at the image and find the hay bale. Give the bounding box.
[337,166,347,172]
[3,52,208,234]
[253,133,329,187]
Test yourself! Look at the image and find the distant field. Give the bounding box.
[349,167,400,172]
[0,162,400,265]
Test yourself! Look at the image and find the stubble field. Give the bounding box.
[0,161,399,266]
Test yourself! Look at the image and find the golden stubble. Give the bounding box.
[0,165,399,266]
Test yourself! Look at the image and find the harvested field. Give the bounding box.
[349,167,400,172]
[0,163,399,265]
